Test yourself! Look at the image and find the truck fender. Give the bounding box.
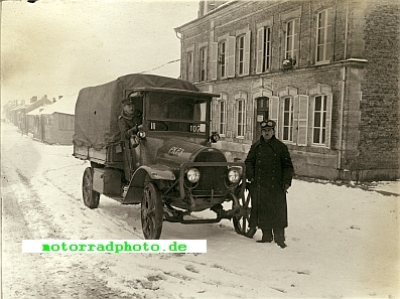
[123,165,176,204]
[135,165,176,181]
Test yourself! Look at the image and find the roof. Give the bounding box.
[39,95,78,116]
[26,106,46,116]
[25,97,53,114]
[174,0,237,32]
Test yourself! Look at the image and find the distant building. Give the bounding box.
[175,0,399,181]
[25,95,53,138]
[26,95,76,145]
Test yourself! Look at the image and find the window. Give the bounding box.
[313,95,328,144]
[199,47,207,81]
[285,20,295,59]
[218,41,226,78]
[316,10,328,62]
[237,99,246,137]
[282,97,293,142]
[186,51,193,82]
[219,100,227,135]
[237,35,245,75]
[147,93,209,134]
[256,27,272,73]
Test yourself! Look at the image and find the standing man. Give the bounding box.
[244,120,294,248]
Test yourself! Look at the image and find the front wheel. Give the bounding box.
[141,182,163,239]
[82,167,100,209]
[233,183,254,237]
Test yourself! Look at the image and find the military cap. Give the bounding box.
[260,120,276,130]
[122,98,135,105]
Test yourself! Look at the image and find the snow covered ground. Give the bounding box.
[2,122,399,299]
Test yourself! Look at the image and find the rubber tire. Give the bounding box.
[141,182,163,239]
[82,167,100,209]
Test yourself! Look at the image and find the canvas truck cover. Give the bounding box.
[73,74,199,149]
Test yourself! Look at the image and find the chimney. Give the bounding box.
[30,96,38,103]
[58,95,63,100]
[53,97,56,103]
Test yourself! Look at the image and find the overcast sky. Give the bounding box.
[1,0,198,105]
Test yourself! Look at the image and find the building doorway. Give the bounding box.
[254,97,269,142]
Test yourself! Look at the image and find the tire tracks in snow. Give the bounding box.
[41,163,144,239]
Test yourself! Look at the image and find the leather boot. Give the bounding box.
[273,228,287,248]
[257,228,273,243]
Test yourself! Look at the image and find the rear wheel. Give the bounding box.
[233,183,254,237]
[141,182,163,239]
[82,167,100,209]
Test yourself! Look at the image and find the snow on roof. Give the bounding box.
[26,106,46,116]
[40,95,78,116]
[26,95,77,116]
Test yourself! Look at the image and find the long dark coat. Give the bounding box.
[245,135,294,229]
[118,110,142,140]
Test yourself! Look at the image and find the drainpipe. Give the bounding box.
[337,0,350,175]
[344,0,349,59]
[338,66,346,172]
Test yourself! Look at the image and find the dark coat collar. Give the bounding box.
[120,110,134,120]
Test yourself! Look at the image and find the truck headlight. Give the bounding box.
[227,169,240,184]
[186,168,200,183]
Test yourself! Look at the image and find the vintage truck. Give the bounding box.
[73,74,251,239]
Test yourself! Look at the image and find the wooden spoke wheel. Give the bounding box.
[82,167,100,209]
[233,183,254,237]
[141,182,163,239]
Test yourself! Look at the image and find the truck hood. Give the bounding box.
[155,138,227,167]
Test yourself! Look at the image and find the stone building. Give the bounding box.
[175,0,399,181]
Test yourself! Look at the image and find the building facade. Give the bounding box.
[175,0,399,181]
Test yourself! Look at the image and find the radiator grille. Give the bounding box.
[191,149,227,196]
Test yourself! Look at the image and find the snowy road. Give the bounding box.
[1,122,399,299]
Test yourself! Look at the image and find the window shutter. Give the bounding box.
[269,96,280,138]
[297,95,309,146]
[210,42,218,80]
[243,30,251,76]
[325,94,333,148]
[292,95,299,144]
[227,36,236,78]
[293,18,300,65]
[256,27,264,74]
[326,8,334,62]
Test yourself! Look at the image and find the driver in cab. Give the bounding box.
[118,97,143,140]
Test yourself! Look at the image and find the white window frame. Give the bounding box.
[218,40,227,78]
[199,46,207,82]
[263,27,272,72]
[285,19,295,60]
[186,51,194,82]
[312,95,328,146]
[236,99,246,138]
[281,97,294,142]
[219,99,227,136]
[316,9,329,63]
[237,35,245,75]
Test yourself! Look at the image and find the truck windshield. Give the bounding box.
[147,92,209,134]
